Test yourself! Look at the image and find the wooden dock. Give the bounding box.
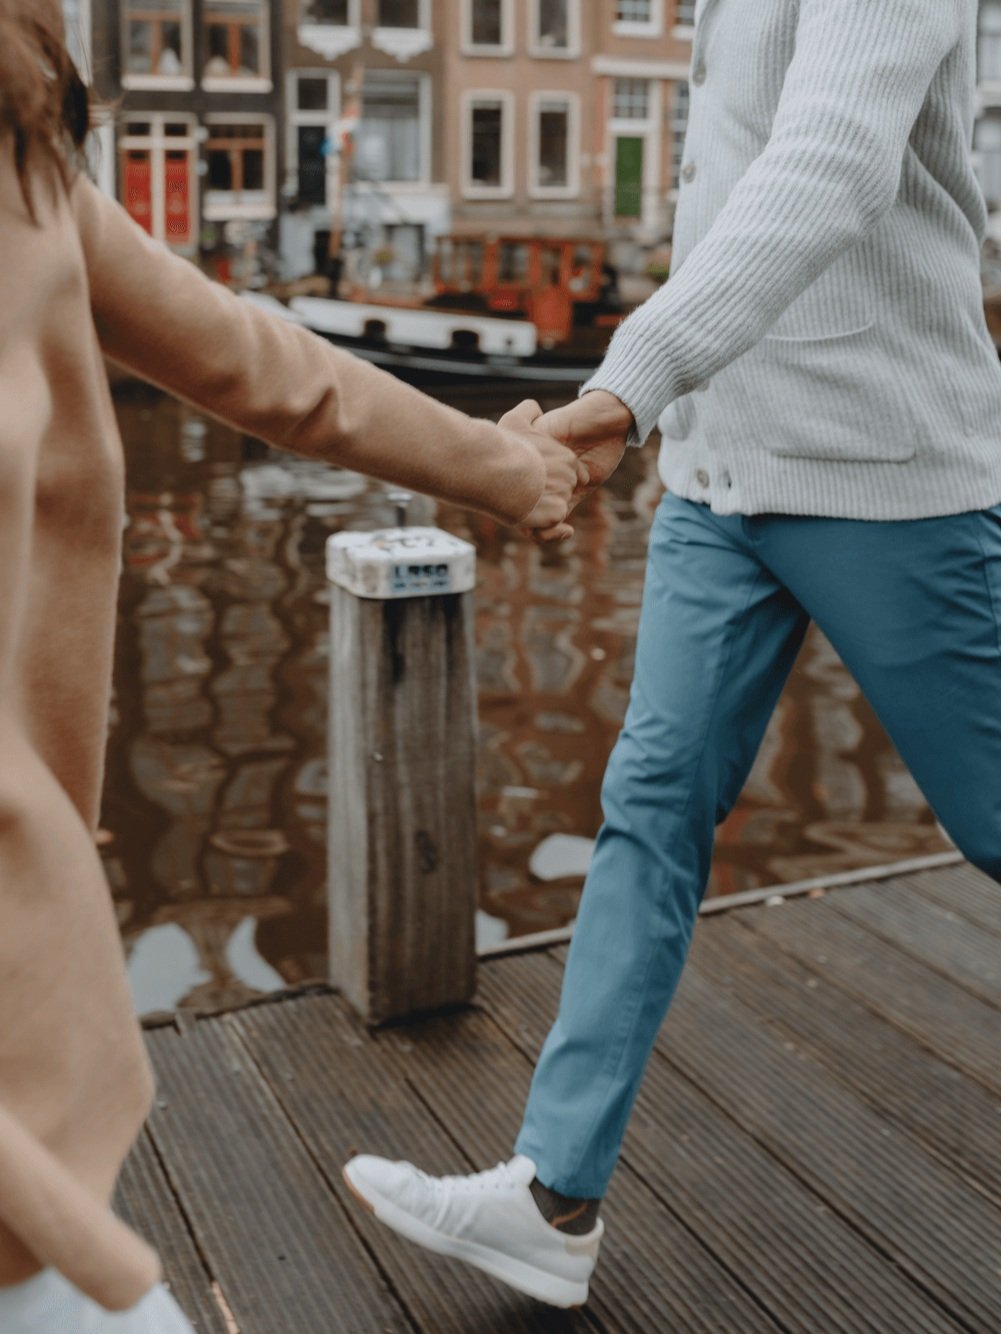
[117,861,1001,1332]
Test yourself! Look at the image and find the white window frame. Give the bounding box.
[668,78,689,200]
[298,0,362,61]
[354,70,432,190]
[203,113,276,221]
[528,91,580,199]
[528,0,580,59]
[63,0,93,80]
[461,89,514,199]
[612,0,664,39]
[118,112,199,248]
[286,70,340,208]
[460,0,513,57]
[372,0,433,60]
[974,111,1001,206]
[981,0,1001,101]
[121,0,195,91]
[672,0,695,39]
[611,75,651,121]
[201,0,271,94]
[606,78,663,232]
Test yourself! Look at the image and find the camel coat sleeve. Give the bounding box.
[71,175,546,526]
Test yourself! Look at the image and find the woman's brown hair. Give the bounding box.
[0,0,91,216]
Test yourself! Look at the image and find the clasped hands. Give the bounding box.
[499,390,635,545]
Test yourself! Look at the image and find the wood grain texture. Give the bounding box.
[143,1021,409,1332]
[377,1002,779,1332]
[115,1132,230,1334]
[329,585,478,1023]
[644,924,1001,1329]
[744,893,1001,1096]
[478,949,959,1333]
[229,992,585,1333]
[694,915,1001,1207]
[827,879,1001,1007]
[121,869,999,1331]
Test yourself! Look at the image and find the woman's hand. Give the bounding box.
[498,399,589,541]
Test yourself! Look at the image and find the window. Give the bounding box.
[981,1,1001,86]
[355,72,426,184]
[302,0,349,19]
[462,0,511,53]
[498,241,529,283]
[288,72,338,207]
[670,80,690,192]
[612,77,650,120]
[530,0,578,56]
[122,1,190,81]
[613,0,662,35]
[377,0,419,25]
[531,94,578,196]
[463,93,512,195]
[202,0,268,84]
[119,116,197,246]
[975,113,1001,207]
[674,0,696,28]
[204,118,275,218]
[64,0,92,76]
[298,0,360,61]
[472,105,503,185]
[372,0,431,58]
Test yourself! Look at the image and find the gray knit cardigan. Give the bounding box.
[582,0,1001,519]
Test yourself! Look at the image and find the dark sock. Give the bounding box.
[529,1178,601,1235]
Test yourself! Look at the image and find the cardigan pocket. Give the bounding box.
[749,322,919,463]
[763,248,876,343]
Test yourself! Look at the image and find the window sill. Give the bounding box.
[528,186,581,200]
[461,185,514,200]
[122,74,195,91]
[352,179,435,194]
[671,24,695,39]
[527,45,580,60]
[460,43,516,57]
[371,26,433,60]
[297,22,362,60]
[612,21,663,38]
[204,198,276,221]
[202,76,272,94]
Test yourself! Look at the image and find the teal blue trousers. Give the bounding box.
[515,490,1001,1197]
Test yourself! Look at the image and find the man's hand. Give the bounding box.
[526,390,635,543]
[497,399,589,539]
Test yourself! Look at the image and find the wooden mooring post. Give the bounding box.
[326,516,479,1025]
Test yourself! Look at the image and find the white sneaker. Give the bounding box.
[342,1153,603,1308]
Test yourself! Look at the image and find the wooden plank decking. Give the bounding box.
[118,862,1001,1332]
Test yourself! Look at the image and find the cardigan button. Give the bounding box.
[692,63,707,85]
[681,161,697,183]
[695,468,710,487]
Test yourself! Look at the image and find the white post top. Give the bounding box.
[326,527,477,601]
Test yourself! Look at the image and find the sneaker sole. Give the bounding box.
[341,1163,590,1309]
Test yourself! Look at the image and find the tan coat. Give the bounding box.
[0,143,545,1310]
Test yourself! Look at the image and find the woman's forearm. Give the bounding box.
[73,176,544,525]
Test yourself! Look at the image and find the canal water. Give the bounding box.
[107,380,951,1014]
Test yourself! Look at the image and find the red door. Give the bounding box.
[164,150,192,245]
[123,151,153,234]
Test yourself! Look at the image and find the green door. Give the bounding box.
[614,136,644,219]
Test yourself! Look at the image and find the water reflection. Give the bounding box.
[106,385,950,1013]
